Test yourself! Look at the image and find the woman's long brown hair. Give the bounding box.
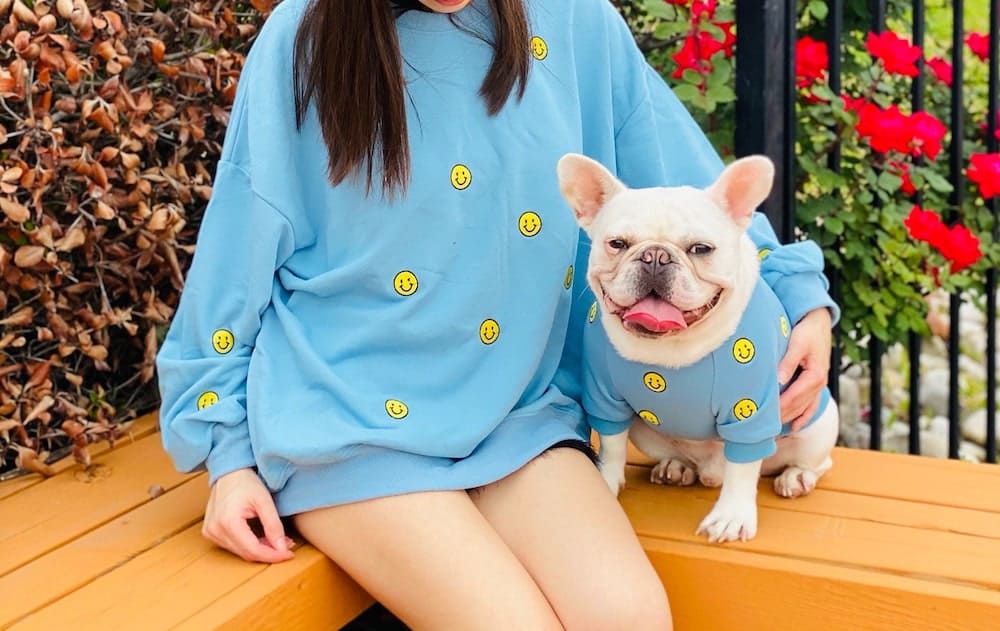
[292,0,531,198]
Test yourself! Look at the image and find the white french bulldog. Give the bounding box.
[558,153,839,543]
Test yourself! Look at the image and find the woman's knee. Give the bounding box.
[561,569,673,631]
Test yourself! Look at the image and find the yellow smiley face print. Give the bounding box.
[530,35,548,60]
[643,372,666,393]
[758,248,772,262]
[518,211,542,237]
[564,265,574,289]
[212,329,234,354]
[638,409,660,426]
[588,302,598,324]
[450,164,472,190]
[480,318,500,345]
[196,391,219,410]
[780,315,790,338]
[385,399,409,420]
[393,270,418,296]
[733,398,758,421]
[732,338,756,364]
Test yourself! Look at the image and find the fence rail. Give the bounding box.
[734,0,999,463]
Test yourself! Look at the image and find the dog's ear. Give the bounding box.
[556,153,625,230]
[705,156,775,229]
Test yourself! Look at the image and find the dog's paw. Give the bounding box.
[650,459,697,486]
[696,500,758,543]
[599,465,626,497]
[774,466,818,498]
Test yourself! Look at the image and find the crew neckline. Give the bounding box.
[394,0,491,32]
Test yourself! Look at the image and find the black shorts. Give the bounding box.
[544,438,599,467]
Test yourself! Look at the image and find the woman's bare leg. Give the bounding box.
[470,447,673,631]
[294,490,562,631]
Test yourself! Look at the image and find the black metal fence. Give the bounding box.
[734,0,998,463]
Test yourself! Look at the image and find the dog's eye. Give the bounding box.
[688,243,714,256]
[607,238,629,251]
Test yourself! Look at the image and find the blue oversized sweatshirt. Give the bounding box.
[156,0,839,515]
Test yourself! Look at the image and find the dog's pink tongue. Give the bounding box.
[622,297,687,332]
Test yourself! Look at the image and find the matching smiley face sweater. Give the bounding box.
[155,0,838,515]
[583,278,832,464]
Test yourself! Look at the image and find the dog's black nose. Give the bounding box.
[639,246,671,274]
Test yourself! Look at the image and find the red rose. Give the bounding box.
[796,36,829,87]
[904,205,948,249]
[909,111,947,160]
[671,34,714,79]
[926,57,953,86]
[969,152,1000,199]
[690,0,717,19]
[967,33,990,61]
[715,21,735,58]
[866,31,921,77]
[841,94,866,113]
[939,224,983,272]
[856,103,912,154]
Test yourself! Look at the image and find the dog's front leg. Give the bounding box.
[696,459,762,543]
[597,430,630,496]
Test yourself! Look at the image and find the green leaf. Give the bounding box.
[705,84,736,103]
[672,83,701,103]
[877,171,903,192]
[922,169,954,193]
[644,0,678,20]
[823,216,845,235]
[653,20,691,40]
[808,0,829,20]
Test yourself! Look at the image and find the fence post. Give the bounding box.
[734,0,796,242]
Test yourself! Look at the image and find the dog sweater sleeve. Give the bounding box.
[712,288,786,462]
[581,319,633,436]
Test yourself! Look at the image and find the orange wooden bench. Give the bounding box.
[1,411,998,630]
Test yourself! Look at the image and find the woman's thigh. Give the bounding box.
[293,489,562,631]
[470,447,673,631]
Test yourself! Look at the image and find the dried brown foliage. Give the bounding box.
[0,0,274,478]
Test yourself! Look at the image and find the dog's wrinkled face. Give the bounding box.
[558,154,775,365]
[584,185,739,338]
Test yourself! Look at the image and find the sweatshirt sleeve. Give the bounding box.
[601,4,839,326]
[156,161,296,484]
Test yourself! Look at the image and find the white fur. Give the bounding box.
[558,153,838,544]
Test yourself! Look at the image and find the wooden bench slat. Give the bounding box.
[0,414,160,502]
[170,544,373,631]
[642,537,1000,631]
[0,474,208,628]
[621,468,1000,590]
[0,431,194,576]
[625,443,1000,513]
[8,525,270,631]
[624,466,1000,540]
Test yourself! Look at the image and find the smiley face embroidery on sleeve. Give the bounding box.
[385,399,409,420]
[780,315,790,338]
[518,211,542,237]
[212,329,234,354]
[530,35,548,60]
[393,270,419,296]
[732,338,756,364]
[197,391,219,410]
[733,398,758,421]
[643,371,666,393]
[450,164,472,190]
[638,409,660,426]
[588,301,598,324]
[480,318,500,345]
[758,248,772,262]
[563,265,574,290]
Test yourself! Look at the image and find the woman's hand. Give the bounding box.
[202,467,295,563]
[777,308,833,430]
